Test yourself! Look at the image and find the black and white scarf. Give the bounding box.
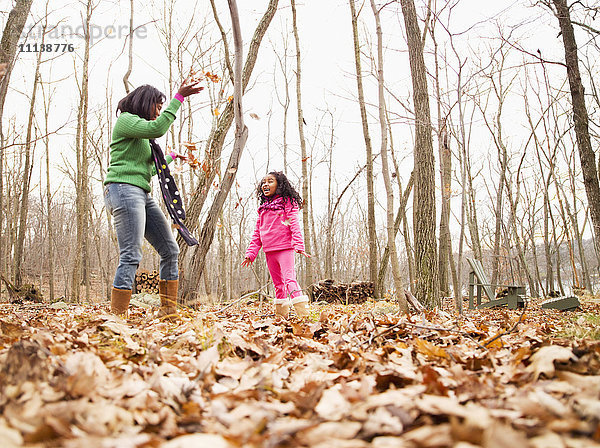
[149,139,198,246]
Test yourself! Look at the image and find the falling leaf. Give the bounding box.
[213,108,220,116]
[205,71,221,83]
[249,113,260,120]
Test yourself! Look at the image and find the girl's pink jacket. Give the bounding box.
[245,196,305,261]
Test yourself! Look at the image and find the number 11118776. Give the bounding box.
[19,43,74,53]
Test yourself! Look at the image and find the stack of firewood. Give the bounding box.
[134,270,159,294]
[312,279,374,304]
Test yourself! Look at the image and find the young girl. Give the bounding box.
[242,171,311,318]
[104,81,203,317]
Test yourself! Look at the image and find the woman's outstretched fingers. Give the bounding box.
[178,81,204,98]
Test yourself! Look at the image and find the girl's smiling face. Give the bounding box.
[262,174,278,197]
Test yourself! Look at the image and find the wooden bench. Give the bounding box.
[467,258,526,309]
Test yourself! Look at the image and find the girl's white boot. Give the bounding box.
[274,298,291,318]
[291,295,310,319]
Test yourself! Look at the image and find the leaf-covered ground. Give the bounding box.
[1,297,599,447]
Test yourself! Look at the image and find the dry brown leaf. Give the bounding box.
[297,421,361,445]
[415,338,449,359]
[527,345,576,380]
[0,420,22,447]
[64,352,110,397]
[362,407,404,437]
[529,431,567,448]
[403,423,454,447]
[482,421,530,448]
[371,437,411,448]
[556,371,600,396]
[315,385,351,421]
[162,433,235,448]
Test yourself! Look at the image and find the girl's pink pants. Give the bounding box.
[265,249,302,301]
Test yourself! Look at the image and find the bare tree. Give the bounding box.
[40,75,55,301]
[348,0,379,297]
[14,14,46,286]
[370,0,409,312]
[290,0,313,289]
[549,0,600,270]
[72,0,95,302]
[400,0,439,307]
[272,28,293,175]
[0,0,34,284]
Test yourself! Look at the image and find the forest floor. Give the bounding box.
[0,295,599,447]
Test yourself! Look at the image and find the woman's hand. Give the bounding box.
[296,250,312,258]
[169,151,188,161]
[178,79,204,98]
[241,257,253,267]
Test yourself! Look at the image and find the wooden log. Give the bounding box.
[313,279,374,304]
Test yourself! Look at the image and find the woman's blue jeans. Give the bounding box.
[104,182,179,290]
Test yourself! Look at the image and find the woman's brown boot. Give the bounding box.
[111,287,132,316]
[158,279,179,319]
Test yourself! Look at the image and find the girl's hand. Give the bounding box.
[178,79,204,98]
[241,257,253,267]
[296,250,312,258]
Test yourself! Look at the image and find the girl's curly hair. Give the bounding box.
[256,171,303,209]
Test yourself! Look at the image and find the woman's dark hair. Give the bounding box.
[256,171,303,209]
[116,85,166,120]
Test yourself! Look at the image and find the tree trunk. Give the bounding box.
[437,120,451,297]
[14,24,44,286]
[42,86,55,301]
[290,0,313,290]
[370,0,409,313]
[430,28,452,297]
[72,0,92,302]
[0,0,34,285]
[377,174,413,298]
[348,0,378,297]
[400,0,439,307]
[218,213,227,302]
[325,116,334,279]
[552,0,600,268]
[123,0,134,93]
[180,0,255,302]
[0,0,34,114]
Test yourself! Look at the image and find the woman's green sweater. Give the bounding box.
[104,98,181,192]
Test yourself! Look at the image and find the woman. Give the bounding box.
[104,80,202,317]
